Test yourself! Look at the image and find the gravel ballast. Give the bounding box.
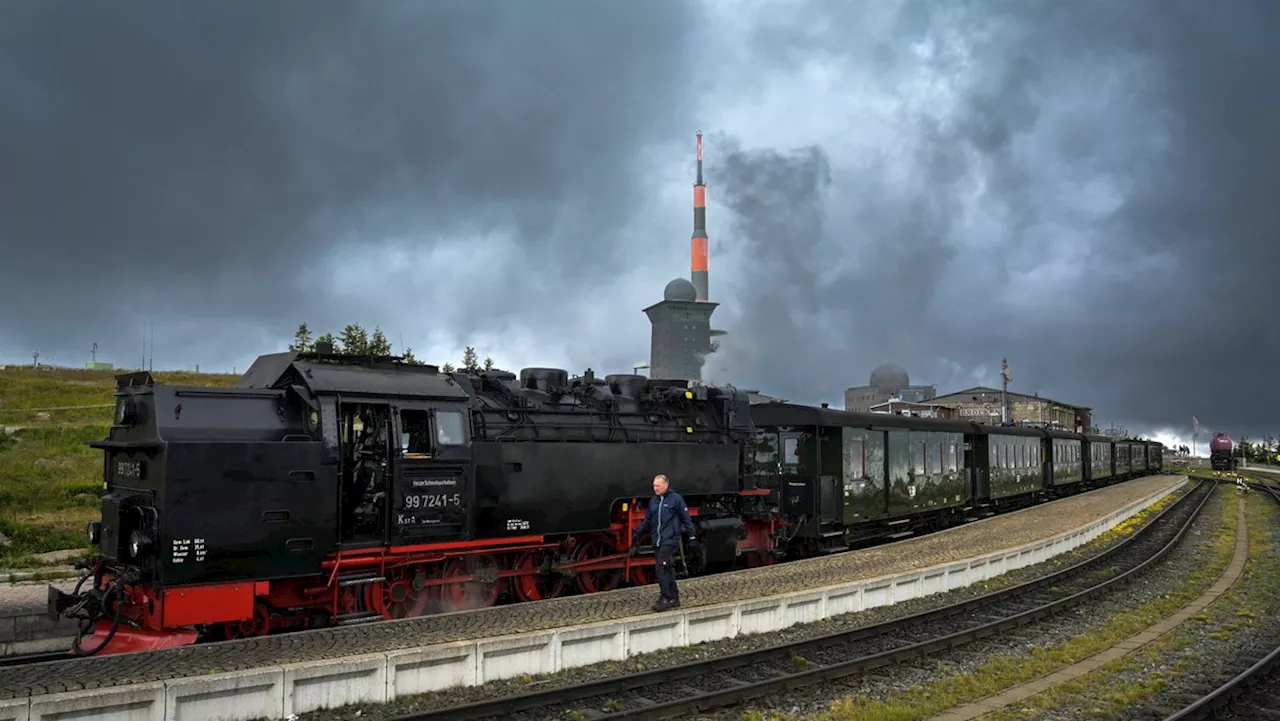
[701,483,1237,721]
[292,483,1194,721]
[977,486,1280,721]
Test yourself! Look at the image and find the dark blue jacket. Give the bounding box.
[632,491,695,549]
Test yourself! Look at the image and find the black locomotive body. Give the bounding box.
[91,372,339,591]
[52,352,772,655]
[50,350,1167,656]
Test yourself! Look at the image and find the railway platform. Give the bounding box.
[0,474,1188,721]
[0,579,82,658]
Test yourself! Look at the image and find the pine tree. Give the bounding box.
[340,324,369,355]
[401,347,423,365]
[441,362,456,372]
[290,323,314,353]
[314,332,337,352]
[461,346,479,372]
[483,356,495,371]
[368,326,392,356]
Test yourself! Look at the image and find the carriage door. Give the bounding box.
[777,431,815,531]
[816,427,842,534]
[391,405,473,544]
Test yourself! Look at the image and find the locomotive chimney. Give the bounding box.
[691,131,709,302]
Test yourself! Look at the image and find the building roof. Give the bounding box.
[930,386,1091,411]
[869,399,952,411]
[663,277,698,302]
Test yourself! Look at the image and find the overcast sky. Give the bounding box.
[2,0,1277,450]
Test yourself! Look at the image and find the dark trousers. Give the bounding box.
[656,544,679,602]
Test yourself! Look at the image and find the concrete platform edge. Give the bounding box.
[8,475,1189,721]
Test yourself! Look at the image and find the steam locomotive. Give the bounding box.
[49,350,1165,656]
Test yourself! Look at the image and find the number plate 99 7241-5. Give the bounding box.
[115,458,144,481]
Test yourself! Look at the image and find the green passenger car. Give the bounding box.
[982,429,1045,499]
[1050,435,1085,486]
[1086,434,1113,483]
[748,404,974,537]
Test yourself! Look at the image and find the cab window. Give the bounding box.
[400,410,433,457]
[435,410,466,446]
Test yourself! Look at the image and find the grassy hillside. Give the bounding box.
[0,366,240,567]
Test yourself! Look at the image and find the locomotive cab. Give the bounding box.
[335,398,473,548]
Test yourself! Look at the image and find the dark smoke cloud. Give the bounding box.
[0,0,701,364]
[703,0,1280,443]
[4,0,1279,449]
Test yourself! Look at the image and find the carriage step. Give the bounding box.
[885,530,915,539]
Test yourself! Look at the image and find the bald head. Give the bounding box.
[653,474,669,496]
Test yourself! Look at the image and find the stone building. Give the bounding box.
[844,363,937,413]
[642,277,718,382]
[929,386,1092,433]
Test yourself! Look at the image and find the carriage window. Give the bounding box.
[435,410,466,446]
[913,442,926,474]
[782,436,800,465]
[847,439,865,479]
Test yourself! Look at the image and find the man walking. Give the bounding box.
[631,474,699,611]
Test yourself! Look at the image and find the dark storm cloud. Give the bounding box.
[0,0,701,365]
[704,0,1280,440]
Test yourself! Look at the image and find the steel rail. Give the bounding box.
[1160,476,1280,721]
[391,478,1214,721]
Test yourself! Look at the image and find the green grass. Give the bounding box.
[0,366,237,425]
[0,366,238,567]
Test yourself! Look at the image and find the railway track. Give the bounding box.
[387,478,1216,721]
[0,650,68,669]
[1160,478,1280,721]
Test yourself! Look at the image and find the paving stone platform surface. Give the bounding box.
[0,474,1186,699]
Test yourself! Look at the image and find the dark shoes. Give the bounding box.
[652,597,680,612]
